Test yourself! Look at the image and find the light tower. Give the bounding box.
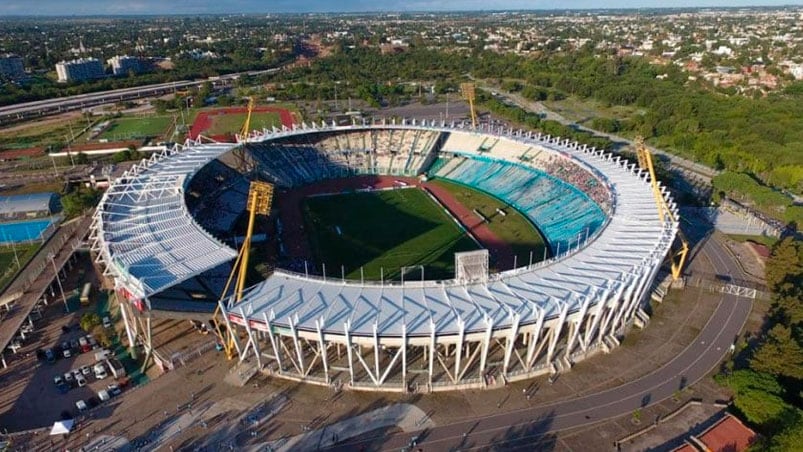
[460,82,478,129]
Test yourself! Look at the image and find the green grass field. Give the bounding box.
[429,179,549,263]
[206,112,282,136]
[303,188,478,281]
[98,116,174,141]
[0,243,41,292]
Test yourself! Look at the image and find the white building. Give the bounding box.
[107,55,141,76]
[56,58,104,83]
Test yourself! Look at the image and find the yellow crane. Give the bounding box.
[635,137,689,281]
[239,96,255,141]
[460,82,478,129]
[211,181,274,360]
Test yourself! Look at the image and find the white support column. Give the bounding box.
[604,275,635,340]
[583,288,611,348]
[526,308,545,369]
[479,315,493,378]
[263,311,283,371]
[502,309,520,376]
[239,306,261,368]
[373,322,381,380]
[401,323,407,388]
[316,318,329,383]
[564,296,590,358]
[428,321,436,386]
[344,322,355,385]
[118,296,136,350]
[454,317,465,382]
[288,315,305,376]
[547,302,569,364]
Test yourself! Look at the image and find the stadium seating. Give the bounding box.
[432,152,607,254]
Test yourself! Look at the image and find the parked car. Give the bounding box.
[45,348,55,363]
[53,375,65,386]
[97,389,110,402]
[94,349,112,361]
[78,337,90,353]
[86,335,98,349]
[102,316,112,329]
[75,400,88,411]
[76,374,87,387]
[93,362,108,380]
[62,348,71,359]
[70,339,80,352]
[106,383,122,396]
[79,365,91,376]
[63,372,74,384]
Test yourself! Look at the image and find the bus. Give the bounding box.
[80,283,93,306]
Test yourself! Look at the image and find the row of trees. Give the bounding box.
[717,237,803,450]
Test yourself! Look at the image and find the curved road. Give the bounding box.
[333,236,751,451]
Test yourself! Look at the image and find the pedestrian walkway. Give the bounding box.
[258,403,435,452]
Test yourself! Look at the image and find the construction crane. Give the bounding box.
[635,137,689,281]
[212,181,274,359]
[460,82,478,129]
[238,96,255,141]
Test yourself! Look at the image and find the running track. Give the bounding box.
[328,236,752,451]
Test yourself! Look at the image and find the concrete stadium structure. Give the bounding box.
[91,120,677,392]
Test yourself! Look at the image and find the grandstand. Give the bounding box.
[92,120,676,392]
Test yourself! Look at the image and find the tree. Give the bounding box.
[751,324,803,380]
[765,238,803,294]
[91,325,113,348]
[80,313,101,333]
[61,187,101,218]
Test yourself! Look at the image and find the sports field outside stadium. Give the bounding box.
[302,188,478,281]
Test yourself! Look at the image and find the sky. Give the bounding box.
[0,0,800,15]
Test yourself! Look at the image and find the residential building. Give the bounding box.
[55,58,104,82]
[0,54,25,80]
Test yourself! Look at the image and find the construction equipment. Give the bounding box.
[635,137,689,280]
[213,181,274,359]
[460,82,478,129]
[238,96,255,141]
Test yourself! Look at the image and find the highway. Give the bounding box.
[0,68,281,124]
[333,235,752,451]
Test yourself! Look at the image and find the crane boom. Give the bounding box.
[212,181,274,359]
[635,137,689,281]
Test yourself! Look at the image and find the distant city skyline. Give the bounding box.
[0,0,800,15]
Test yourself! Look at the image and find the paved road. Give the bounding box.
[332,235,751,451]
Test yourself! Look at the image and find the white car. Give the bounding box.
[76,374,87,387]
[93,362,108,380]
[62,348,72,359]
[63,372,74,384]
[102,316,112,329]
[75,400,88,411]
[107,383,122,396]
[80,365,91,376]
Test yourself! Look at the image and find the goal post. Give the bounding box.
[455,249,489,283]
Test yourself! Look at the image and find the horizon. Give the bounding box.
[0,1,801,16]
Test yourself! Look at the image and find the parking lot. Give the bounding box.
[0,252,133,432]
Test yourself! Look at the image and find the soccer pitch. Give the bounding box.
[99,116,173,140]
[429,179,548,263]
[302,188,478,281]
[206,112,282,136]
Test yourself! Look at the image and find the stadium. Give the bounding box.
[91,119,677,392]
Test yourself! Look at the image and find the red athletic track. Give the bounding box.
[275,175,516,273]
[189,106,295,141]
